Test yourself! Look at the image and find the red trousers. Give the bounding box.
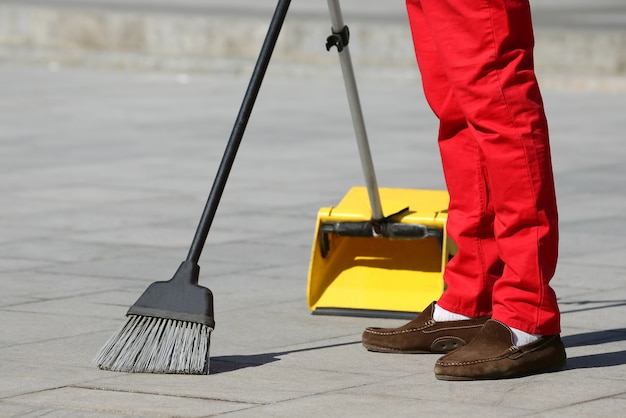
[406,0,560,334]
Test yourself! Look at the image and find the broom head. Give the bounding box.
[94,261,215,374]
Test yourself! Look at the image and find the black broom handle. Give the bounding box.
[187,0,292,264]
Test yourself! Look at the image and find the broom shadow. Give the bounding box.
[209,340,361,374]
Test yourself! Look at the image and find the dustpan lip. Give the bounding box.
[312,307,419,320]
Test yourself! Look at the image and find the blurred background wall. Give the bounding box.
[0,0,624,86]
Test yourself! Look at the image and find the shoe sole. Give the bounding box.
[434,358,567,381]
[362,343,440,354]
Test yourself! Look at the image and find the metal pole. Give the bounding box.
[326,0,384,221]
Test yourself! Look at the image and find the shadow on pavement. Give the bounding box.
[210,340,362,374]
[562,328,626,370]
[210,316,626,374]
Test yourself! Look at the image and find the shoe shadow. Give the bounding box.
[561,328,626,370]
[209,340,361,374]
[563,350,626,370]
[562,328,626,348]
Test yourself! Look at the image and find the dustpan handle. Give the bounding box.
[326,0,384,221]
[186,0,292,264]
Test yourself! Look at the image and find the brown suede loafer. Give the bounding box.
[434,319,567,380]
[362,302,490,354]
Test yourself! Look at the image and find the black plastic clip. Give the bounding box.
[326,25,350,52]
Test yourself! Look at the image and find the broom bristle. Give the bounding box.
[94,315,212,374]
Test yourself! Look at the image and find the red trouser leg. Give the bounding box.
[406,0,560,334]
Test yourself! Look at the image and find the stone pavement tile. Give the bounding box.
[559,298,626,323]
[197,240,311,269]
[0,295,40,308]
[0,198,185,244]
[0,225,52,246]
[557,166,626,201]
[398,352,625,416]
[561,212,626,238]
[208,211,319,245]
[205,389,526,418]
[546,92,626,166]
[34,252,189,283]
[0,257,57,273]
[554,263,626,291]
[77,360,389,406]
[2,290,142,320]
[41,251,275,286]
[66,210,316,252]
[195,273,309,314]
[210,301,365,353]
[0,403,146,418]
[0,309,114,347]
[0,361,106,400]
[344,371,625,415]
[342,375,561,415]
[66,222,211,250]
[227,334,429,378]
[559,290,626,331]
[556,291,626,326]
[558,230,626,258]
[558,242,626,274]
[557,193,626,223]
[560,339,626,383]
[563,342,626,381]
[0,238,149,264]
[552,273,620,301]
[33,238,311,288]
[5,387,253,417]
[0,269,146,302]
[539,397,626,418]
[0,192,88,220]
[0,333,117,397]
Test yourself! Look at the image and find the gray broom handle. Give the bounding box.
[327,0,384,221]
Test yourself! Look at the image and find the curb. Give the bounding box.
[1,4,625,88]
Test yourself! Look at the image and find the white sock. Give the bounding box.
[510,327,541,346]
[433,303,473,322]
[433,305,542,344]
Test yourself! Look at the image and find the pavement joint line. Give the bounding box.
[72,385,265,405]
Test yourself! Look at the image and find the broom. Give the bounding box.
[93,0,293,374]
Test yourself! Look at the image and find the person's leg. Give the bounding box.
[416,0,564,379]
[407,0,502,319]
[420,0,560,336]
[361,0,501,355]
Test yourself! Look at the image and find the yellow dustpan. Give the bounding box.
[307,187,453,318]
[306,1,453,318]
